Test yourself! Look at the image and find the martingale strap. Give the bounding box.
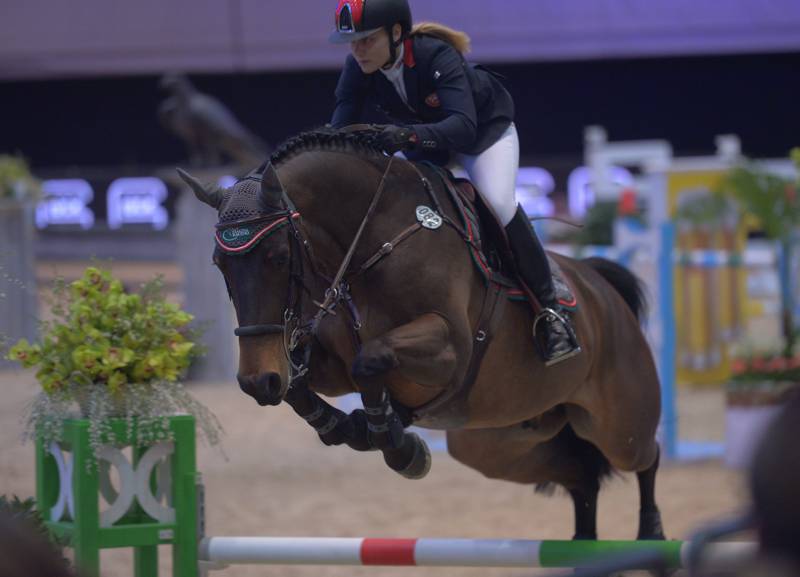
[215,213,300,254]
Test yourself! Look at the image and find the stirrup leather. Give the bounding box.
[532,307,582,366]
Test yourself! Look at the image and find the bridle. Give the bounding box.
[216,157,396,389]
[217,154,447,392]
[216,205,315,384]
[224,216,308,332]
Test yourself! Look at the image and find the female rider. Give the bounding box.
[328,0,580,366]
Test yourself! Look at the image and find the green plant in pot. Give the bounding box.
[6,266,222,462]
[721,150,800,397]
[722,151,800,359]
[720,149,800,466]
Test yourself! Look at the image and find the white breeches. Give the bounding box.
[455,122,520,226]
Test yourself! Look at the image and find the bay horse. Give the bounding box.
[179,128,665,541]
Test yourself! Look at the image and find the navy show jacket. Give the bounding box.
[331,34,515,162]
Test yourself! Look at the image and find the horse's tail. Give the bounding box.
[582,257,648,322]
[534,423,615,496]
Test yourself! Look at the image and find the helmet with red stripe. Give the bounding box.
[329,0,412,44]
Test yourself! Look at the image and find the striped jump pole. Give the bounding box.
[199,537,756,570]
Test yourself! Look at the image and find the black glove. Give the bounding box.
[376,125,418,154]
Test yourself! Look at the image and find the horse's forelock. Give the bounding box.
[216,130,387,225]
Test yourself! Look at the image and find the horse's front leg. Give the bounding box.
[352,312,459,479]
[284,384,374,452]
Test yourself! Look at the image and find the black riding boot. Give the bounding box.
[505,205,581,366]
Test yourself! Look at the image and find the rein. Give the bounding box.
[222,154,450,392]
[284,156,397,385]
[310,156,395,323]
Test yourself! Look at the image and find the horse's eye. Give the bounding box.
[268,246,290,267]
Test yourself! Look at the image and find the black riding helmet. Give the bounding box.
[329,0,412,44]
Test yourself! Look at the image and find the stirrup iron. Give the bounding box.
[532,307,582,367]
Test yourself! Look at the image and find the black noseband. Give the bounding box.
[234,324,285,337]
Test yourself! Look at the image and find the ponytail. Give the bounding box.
[410,22,471,54]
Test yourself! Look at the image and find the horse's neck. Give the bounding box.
[282,152,390,268]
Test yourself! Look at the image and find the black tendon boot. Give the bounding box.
[505,205,581,366]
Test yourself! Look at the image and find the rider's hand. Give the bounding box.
[376,125,418,154]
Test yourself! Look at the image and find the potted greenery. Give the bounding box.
[721,148,800,467]
[6,266,222,463]
[0,154,40,366]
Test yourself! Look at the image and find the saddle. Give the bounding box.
[427,165,577,312]
[335,124,575,311]
[408,166,579,428]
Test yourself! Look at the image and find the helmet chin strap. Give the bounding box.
[382,26,404,70]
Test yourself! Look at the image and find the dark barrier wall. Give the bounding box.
[1,52,799,168]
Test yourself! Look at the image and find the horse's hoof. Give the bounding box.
[637,509,666,540]
[384,433,431,480]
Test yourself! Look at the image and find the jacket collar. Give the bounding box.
[401,37,418,109]
[402,37,415,68]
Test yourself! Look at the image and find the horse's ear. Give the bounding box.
[176,168,224,209]
[260,163,285,210]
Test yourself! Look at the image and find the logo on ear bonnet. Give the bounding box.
[221,227,253,244]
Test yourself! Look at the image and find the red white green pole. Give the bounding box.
[199,537,756,569]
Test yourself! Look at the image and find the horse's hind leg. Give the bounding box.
[447,419,610,540]
[567,388,664,540]
[547,425,611,540]
[636,445,666,540]
[351,313,459,479]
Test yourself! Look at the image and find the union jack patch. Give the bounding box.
[425,92,441,108]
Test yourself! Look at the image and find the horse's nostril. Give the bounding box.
[238,372,283,406]
[257,372,283,406]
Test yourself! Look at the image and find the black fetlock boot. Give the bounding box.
[505,205,581,366]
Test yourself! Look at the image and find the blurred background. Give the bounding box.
[2,0,800,458]
[2,2,800,575]
[2,1,798,165]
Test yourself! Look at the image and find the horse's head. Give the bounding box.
[178,165,299,406]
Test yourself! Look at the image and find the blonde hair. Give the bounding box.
[410,22,471,54]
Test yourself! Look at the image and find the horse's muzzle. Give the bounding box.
[237,372,286,406]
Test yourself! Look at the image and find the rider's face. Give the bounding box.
[350,29,391,74]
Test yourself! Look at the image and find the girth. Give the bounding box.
[410,281,507,429]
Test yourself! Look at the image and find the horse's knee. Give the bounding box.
[352,339,398,380]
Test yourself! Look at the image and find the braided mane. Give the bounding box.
[270,127,388,167]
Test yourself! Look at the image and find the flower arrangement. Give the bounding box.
[7,267,222,462]
[721,148,800,408]
[728,348,800,406]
